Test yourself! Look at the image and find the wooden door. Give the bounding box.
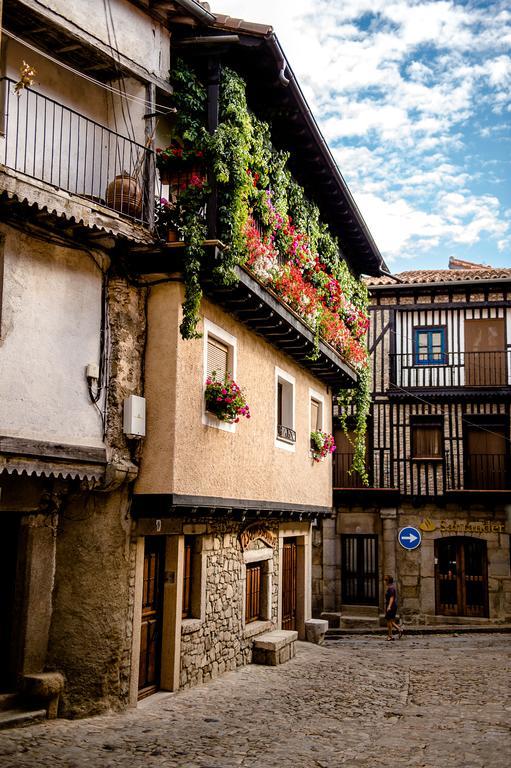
[341,535,378,605]
[435,537,488,617]
[138,537,165,699]
[0,515,19,689]
[281,538,297,631]
[465,319,506,385]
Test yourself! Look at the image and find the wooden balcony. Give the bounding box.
[464,453,510,491]
[390,350,511,394]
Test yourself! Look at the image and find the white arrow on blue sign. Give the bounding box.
[398,526,422,550]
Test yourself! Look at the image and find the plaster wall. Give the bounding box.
[47,487,134,717]
[0,223,104,447]
[18,0,170,79]
[136,283,332,508]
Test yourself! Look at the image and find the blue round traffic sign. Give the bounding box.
[398,526,422,550]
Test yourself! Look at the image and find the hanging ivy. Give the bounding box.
[165,60,370,480]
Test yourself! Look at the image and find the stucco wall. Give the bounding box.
[136,283,332,508]
[22,0,170,79]
[0,223,104,447]
[47,487,133,717]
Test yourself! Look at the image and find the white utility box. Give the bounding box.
[123,395,146,438]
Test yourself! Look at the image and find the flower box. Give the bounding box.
[204,374,251,424]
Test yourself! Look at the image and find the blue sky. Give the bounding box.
[212,0,511,272]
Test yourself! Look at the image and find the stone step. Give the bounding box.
[341,605,380,617]
[0,693,19,712]
[340,615,382,630]
[0,709,47,730]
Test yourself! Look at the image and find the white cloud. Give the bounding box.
[212,1,511,267]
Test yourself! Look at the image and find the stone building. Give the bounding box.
[315,263,511,627]
[0,0,384,720]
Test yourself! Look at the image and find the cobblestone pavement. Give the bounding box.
[1,633,510,768]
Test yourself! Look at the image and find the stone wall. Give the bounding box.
[179,520,280,689]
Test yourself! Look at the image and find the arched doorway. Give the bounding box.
[435,537,488,618]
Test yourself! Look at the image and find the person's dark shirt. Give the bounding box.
[385,584,397,608]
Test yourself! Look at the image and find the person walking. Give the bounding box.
[384,575,403,641]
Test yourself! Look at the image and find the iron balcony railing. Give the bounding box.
[0,77,154,225]
[390,350,510,389]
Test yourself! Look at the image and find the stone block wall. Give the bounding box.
[179,521,280,689]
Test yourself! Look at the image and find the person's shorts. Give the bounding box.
[385,609,397,620]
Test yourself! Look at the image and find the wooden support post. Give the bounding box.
[207,57,220,240]
[144,83,156,229]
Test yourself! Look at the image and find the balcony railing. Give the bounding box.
[1,78,153,225]
[464,453,509,490]
[277,425,296,443]
[391,350,510,389]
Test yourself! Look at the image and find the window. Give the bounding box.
[245,562,262,623]
[275,367,295,448]
[414,328,446,365]
[181,535,206,628]
[182,537,193,619]
[207,337,229,380]
[309,389,324,432]
[412,418,443,459]
[203,319,237,432]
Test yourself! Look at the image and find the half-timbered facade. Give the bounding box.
[315,265,511,626]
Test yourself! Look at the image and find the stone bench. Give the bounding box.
[305,618,328,645]
[22,672,65,719]
[252,630,298,666]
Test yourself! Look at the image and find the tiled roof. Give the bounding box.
[366,268,511,286]
[213,14,273,35]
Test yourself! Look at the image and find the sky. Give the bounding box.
[211,0,511,272]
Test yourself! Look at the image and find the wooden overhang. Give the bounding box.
[170,15,386,279]
[125,244,359,390]
[131,492,333,521]
[3,0,174,94]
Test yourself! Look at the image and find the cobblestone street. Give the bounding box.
[0,633,510,768]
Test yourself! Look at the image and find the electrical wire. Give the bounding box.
[1,27,173,115]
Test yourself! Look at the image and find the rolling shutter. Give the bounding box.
[207,337,229,380]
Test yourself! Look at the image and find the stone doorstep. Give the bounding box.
[252,630,298,666]
[326,622,511,637]
[0,709,47,731]
[252,630,298,652]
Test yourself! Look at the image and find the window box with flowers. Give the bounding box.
[204,373,251,424]
[155,142,205,186]
[310,430,336,462]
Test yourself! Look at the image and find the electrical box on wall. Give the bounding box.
[123,395,146,438]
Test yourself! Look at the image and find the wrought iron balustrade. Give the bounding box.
[277,424,296,442]
[0,77,153,224]
[390,350,510,389]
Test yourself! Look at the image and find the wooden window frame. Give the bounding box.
[182,536,193,619]
[411,417,444,461]
[414,326,447,366]
[245,562,262,624]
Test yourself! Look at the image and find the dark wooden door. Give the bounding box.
[341,535,378,605]
[281,538,297,631]
[0,515,19,689]
[138,537,165,699]
[435,537,488,617]
[465,319,506,386]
